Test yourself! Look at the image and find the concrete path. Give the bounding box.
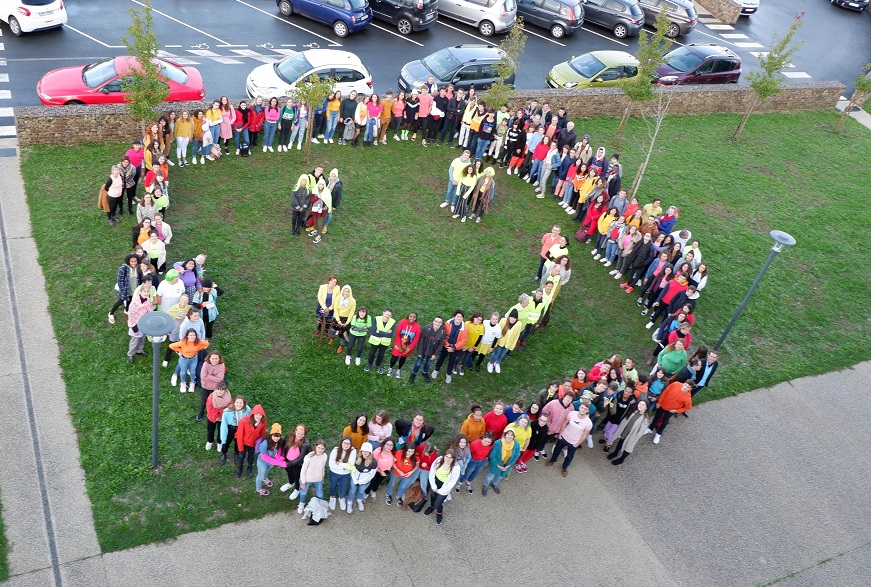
[2,103,871,586]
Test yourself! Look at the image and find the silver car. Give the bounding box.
[438,0,518,36]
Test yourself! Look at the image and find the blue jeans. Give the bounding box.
[191,138,202,157]
[263,121,277,147]
[290,122,306,146]
[209,125,220,145]
[445,174,458,205]
[255,459,273,491]
[419,468,430,494]
[604,241,619,262]
[365,119,377,141]
[489,346,509,365]
[328,471,351,500]
[475,139,491,161]
[548,438,578,471]
[461,458,487,483]
[174,354,199,384]
[325,111,338,140]
[299,480,323,505]
[530,159,543,181]
[411,354,434,376]
[348,481,369,504]
[234,128,249,149]
[562,183,574,205]
[387,470,419,499]
[483,471,504,487]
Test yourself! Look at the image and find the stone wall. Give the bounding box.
[15,82,844,147]
[696,0,742,24]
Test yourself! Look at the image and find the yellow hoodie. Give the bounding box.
[334,285,357,326]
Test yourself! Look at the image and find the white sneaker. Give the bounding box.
[200,156,205,164]
[297,144,302,150]
[171,373,178,386]
[446,374,452,383]
[161,360,168,368]
[280,483,292,492]
[205,442,213,451]
[355,357,361,366]
[357,499,365,512]
[450,205,455,213]
[440,202,449,208]
[235,149,240,155]
[645,321,654,330]
[653,434,661,445]
[609,269,617,274]
[566,209,575,215]
[591,249,598,255]
[217,443,223,452]
[613,273,622,280]
[329,139,334,144]
[644,428,652,435]
[329,497,336,510]
[179,382,186,393]
[345,355,351,366]
[460,217,466,223]
[536,194,545,199]
[534,187,541,192]
[395,369,401,379]
[188,382,196,393]
[487,363,494,373]
[311,138,320,144]
[346,501,353,514]
[494,364,501,374]
[533,181,539,187]
[387,368,393,377]
[289,489,299,500]
[394,134,400,141]
[190,158,197,165]
[476,217,481,223]
[452,214,460,219]
[586,435,594,448]
[431,370,439,379]
[593,254,601,260]
[268,146,274,152]
[262,146,267,152]
[338,498,346,511]
[514,168,519,175]
[506,168,511,176]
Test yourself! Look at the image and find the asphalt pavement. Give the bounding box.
[1,0,867,109]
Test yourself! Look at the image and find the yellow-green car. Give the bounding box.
[546,50,640,89]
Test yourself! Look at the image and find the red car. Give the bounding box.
[37,56,205,106]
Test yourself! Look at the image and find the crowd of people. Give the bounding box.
[100,88,722,527]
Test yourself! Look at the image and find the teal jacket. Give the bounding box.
[487,439,520,478]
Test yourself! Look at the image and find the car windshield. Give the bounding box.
[22,0,56,5]
[82,59,119,89]
[664,48,704,73]
[568,53,605,79]
[274,53,314,85]
[422,48,463,81]
[348,0,368,9]
[158,60,188,84]
[504,0,516,10]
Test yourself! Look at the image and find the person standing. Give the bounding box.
[431,310,468,384]
[109,254,143,324]
[315,276,340,338]
[196,351,226,420]
[235,404,268,479]
[192,278,222,339]
[347,442,378,513]
[650,380,694,444]
[345,307,372,366]
[394,413,434,450]
[327,436,356,511]
[279,424,310,501]
[364,308,395,374]
[125,281,153,363]
[483,401,508,438]
[546,404,591,477]
[365,438,395,502]
[220,396,250,466]
[458,431,494,494]
[693,350,719,397]
[204,381,232,451]
[481,429,519,495]
[289,174,310,237]
[298,439,328,513]
[461,405,486,442]
[409,316,446,383]
[424,450,460,525]
[255,423,287,496]
[534,226,562,282]
[441,149,472,210]
[607,400,651,466]
[387,312,421,379]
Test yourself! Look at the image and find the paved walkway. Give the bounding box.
[2,105,870,586]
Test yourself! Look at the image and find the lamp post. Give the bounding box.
[137,311,174,470]
[715,230,796,351]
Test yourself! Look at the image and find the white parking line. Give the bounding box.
[580,26,628,47]
[720,33,748,39]
[692,29,739,47]
[0,126,16,136]
[436,21,492,44]
[230,49,283,63]
[369,23,425,46]
[705,24,733,30]
[0,90,10,100]
[523,28,566,47]
[748,52,795,67]
[0,108,11,116]
[0,74,7,83]
[130,0,245,47]
[233,0,342,48]
[65,25,125,48]
[735,42,764,48]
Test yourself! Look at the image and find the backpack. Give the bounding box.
[239,142,250,157]
[343,119,356,141]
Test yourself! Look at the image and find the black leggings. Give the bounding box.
[124,185,137,214]
[389,355,408,369]
[207,419,220,444]
[346,334,366,358]
[279,123,292,145]
[107,196,122,219]
[292,210,305,233]
[427,477,448,514]
[367,345,388,367]
[109,297,131,316]
[285,463,303,489]
[198,386,214,419]
[221,425,239,455]
[365,471,388,494]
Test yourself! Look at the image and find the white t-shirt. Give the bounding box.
[561,411,592,446]
[157,280,185,311]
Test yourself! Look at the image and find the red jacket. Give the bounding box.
[248,107,265,132]
[392,318,422,357]
[659,280,689,306]
[235,404,267,449]
[415,445,439,471]
[442,320,468,351]
[469,439,494,461]
[667,330,692,349]
[206,391,232,424]
[483,411,508,438]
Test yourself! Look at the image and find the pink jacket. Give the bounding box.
[127,294,153,328]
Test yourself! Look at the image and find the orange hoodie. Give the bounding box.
[460,414,486,442]
[169,338,210,358]
[657,382,692,413]
[235,404,268,449]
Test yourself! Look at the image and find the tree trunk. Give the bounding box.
[732,96,758,142]
[614,102,632,148]
[303,117,314,166]
[630,160,647,198]
[835,91,867,132]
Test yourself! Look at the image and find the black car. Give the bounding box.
[582,0,644,38]
[831,0,868,12]
[370,0,438,34]
[398,44,515,92]
[516,0,584,38]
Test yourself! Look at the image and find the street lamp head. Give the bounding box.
[770,230,796,253]
[137,311,175,338]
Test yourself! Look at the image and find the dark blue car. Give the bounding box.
[276,0,373,37]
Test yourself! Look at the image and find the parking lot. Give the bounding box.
[1,0,869,108]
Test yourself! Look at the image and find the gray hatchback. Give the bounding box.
[581,0,644,39]
[637,0,696,37]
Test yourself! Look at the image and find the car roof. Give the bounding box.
[444,44,505,61]
[299,49,365,69]
[682,44,739,59]
[587,50,640,67]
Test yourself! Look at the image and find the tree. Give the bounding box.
[614,10,672,148]
[629,88,673,198]
[120,0,168,123]
[732,14,804,141]
[479,18,526,109]
[290,74,337,166]
[835,63,871,132]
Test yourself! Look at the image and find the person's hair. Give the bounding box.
[482,431,495,441]
[335,435,354,463]
[204,351,223,365]
[356,446,374,467]
[267,430,281,450]
[689,358,702,369]
[233,395,247,410]
[608,381,620,393]
[690,345,709,362]
[124,253,139,266]
[563,391,576,402]
[440,448,457,472]
[283,424,308,450]
[148,229,158,237]
[186,307,200,317]
[372,409,390,426]
[502,429,515,440]
[183,328,200,343]
[470,404,482,415]
[527,401,541,415]
[552,255,571,270]
[684,380,698,390]
[357,306,368,318]
[215,381,228,392]
[350,412,369,435]
[470,311,483,322]
[313,439,327,452]
[492,400,505,410]
[609,354,623,371]
[247,407,263,426]
[513,398,525,409]
[447,434,469,454]
[420,442,437,455]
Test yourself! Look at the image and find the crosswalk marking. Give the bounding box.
[0,125,15,136]
[0,73,8,82]
[720,33,748,39]
[187,49,221,57]
[0,90,10,100]
[0,107,12,116]
[705,23,734,30]
[782,72,811,79]
[735,42,765,48]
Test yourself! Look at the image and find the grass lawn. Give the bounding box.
[20,111,870,552]
[0,507,7,581]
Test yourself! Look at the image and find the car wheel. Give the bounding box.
[278,0,293,16]
[550,24,565,38]
[333,20,349,37]
[666,22,680,38]
[479,20,495,36]
[397,18,413,35]
[8,16,22,36]
[613,23,628,38]
[64,100,85,106]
